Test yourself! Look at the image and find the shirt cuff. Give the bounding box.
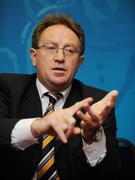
[82,127,107,166]
[11,118,39,150]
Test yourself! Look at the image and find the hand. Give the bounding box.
[76,90,118,142]
[31,97,93,143]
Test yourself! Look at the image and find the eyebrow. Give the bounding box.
[38,41,80,52]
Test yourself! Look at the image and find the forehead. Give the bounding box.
[39,24,80,45]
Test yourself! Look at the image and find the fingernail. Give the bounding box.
[64,139,67,143]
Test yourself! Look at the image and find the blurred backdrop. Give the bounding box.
[0,0,135,144]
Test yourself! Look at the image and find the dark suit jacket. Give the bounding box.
[0,73,121,180]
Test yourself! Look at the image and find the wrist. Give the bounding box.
[31,118,43,138]
[81,126,102,144]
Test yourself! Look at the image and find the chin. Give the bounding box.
[52,77,67,84]
[51,81,69,90]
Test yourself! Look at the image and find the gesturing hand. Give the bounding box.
[76,90,118,142]
[31,97,93,143]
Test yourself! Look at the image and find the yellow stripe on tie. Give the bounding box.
[42,135,54,149]
[37,155,55,179]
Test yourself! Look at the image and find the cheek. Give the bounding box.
[68,60,80,72]
[36,54,50,67]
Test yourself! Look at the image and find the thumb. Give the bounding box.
[103,90,118,105]
[68,97,93,115]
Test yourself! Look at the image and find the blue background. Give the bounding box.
[0,0,135,144]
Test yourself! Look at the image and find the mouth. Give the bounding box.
[52,67,66,72]
[52,67,66,77]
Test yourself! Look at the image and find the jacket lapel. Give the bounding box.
[18,76,42,118]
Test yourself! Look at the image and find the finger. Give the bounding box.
[92,90,118,118]
[103,90,118,105]
[76,110,90,123]
[65,117,76,138]
[88,90,118,121]
[77,110,99,125]
[52,124,68,143]
[109,90,118,97]
[71,127,81,136]
[69,97,93,115]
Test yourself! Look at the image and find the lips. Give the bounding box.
[52,67,66,77]
[52,67,66,71]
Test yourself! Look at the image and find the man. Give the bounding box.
[0,14,121,180]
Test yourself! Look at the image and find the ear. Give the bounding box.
[30,48,37,66]
[77,55,84,68]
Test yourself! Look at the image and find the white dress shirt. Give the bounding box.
[11,78,107,166]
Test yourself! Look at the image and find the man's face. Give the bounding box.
[30,24,84,92]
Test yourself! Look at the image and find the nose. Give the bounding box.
[54,48,65,63]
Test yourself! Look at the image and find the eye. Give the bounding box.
[46,44,57,50]
[64,47,75,54]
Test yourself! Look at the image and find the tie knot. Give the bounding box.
[45,92,63,105]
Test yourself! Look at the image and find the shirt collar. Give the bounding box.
[36,78,71,100]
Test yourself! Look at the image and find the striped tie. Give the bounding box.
[37,92,62,180]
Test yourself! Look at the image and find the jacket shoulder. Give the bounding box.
[0,73,35,80]
[0,73,36,93]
